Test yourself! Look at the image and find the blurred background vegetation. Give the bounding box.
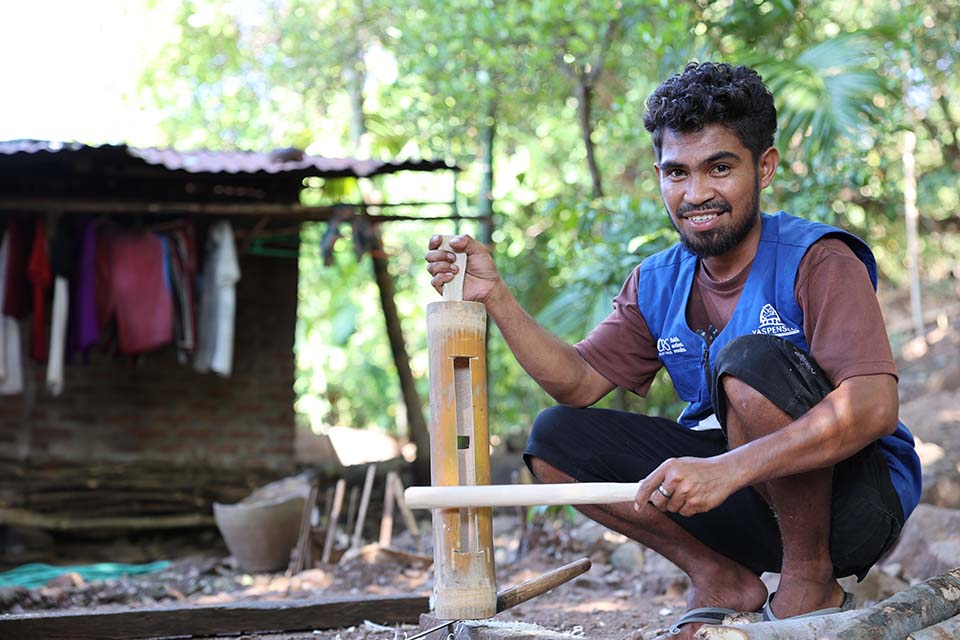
[141,0,959,447]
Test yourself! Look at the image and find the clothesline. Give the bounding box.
[0,215,241,397]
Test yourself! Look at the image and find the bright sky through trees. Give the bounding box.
[0,0,168,145]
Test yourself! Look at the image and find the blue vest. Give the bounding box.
[637,211,921,518]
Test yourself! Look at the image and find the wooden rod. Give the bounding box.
[404,482,639,510]
[496,557,591,613]
[378,470,397,547]
[321,479,346,564]
[350,464,377,550]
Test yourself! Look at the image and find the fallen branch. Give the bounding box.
[907,612,960,639]
[825,567,960,640]
[697,567,960,640]
[696,610,861,639]
[0,594,429,640]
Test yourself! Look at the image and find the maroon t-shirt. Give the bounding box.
[575,238,897,396]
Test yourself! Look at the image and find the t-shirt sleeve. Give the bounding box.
[574,266,663,396]
[796,237,898,386]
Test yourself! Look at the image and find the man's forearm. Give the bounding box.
[483,280,610,406]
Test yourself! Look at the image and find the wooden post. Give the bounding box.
[391,472,422,551]
[425,236,496,620]
[321,479,346,565]
[351,464,377,550]
[379,471,397,547]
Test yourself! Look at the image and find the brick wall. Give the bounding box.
[0,253,299,473]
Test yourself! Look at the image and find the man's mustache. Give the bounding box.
[677,200,732,217]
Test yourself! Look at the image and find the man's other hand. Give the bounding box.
[425,234,502,304]
[636,456,739,517]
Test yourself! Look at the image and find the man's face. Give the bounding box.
[655,124,776,259]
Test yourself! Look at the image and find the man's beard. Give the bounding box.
[670,181,760,259]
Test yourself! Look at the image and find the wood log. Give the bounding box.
[404,482,638,510]
[698,567,960,640]
[695,610,864,640]
[0,594,429,640]
[0,507,214,531]
[824,567,960,640]
[907,612,960,639]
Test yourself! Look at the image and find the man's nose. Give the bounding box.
[684,174,715,205]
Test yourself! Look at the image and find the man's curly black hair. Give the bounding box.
[643,62,777,162]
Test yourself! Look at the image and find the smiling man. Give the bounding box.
[425,62,921,638]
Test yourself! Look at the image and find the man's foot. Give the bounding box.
[765,576,846,620]
[668,567,767,639]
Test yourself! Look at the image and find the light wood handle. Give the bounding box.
[403,482,639,510]
[439,235,467,302]
[496,557,591,613]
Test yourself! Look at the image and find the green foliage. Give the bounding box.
[526,503,578,527]
[141,0,960,439]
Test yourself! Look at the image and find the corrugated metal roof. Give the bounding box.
[0,140,456,178]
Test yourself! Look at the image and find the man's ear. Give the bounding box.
[758,146,779,188]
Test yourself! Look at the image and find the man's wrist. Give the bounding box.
[482,278,511,309]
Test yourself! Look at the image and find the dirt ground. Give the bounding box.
[2,286,958,639]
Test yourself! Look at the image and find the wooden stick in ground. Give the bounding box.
[908,612,960,639]
[350,464,377,551]
[391,473,420,542]
[287,482,319,575]
[379,470,397,547]
[496,557,591,613]
[344,486,360,538]
[321,479,346,564]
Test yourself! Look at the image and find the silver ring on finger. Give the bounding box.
[657,484,673,499]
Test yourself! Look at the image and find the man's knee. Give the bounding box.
[527,405,578,446]
[526,455,571,483]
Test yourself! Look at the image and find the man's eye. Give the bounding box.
[669,169,685,178]
[713,164,730,174]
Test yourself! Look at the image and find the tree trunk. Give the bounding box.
[370,229,431,484]
[902,129,924,339]
[478,100,496,243]
[574,80,603,198]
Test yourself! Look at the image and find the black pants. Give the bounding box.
[524,334,904,579]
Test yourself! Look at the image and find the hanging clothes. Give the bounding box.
[95,228,173,354]
[27,220,53,362]
[194,221,240,377]
[167,225,198,363]
[0,229,24,395]
[3,219,31,319]
[47,220,79,395]
[66,220,99,362]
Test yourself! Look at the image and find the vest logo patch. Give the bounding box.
[753,304,800,337]
[657,336,688,356]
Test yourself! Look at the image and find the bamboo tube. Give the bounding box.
[425,236,496,620]
[404,482,640,510]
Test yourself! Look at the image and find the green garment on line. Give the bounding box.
[0,560,171,589]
